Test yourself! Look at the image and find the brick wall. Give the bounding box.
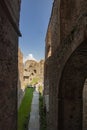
[0,1,21,130]
[44,0,87,130]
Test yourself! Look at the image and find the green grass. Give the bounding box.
[39,94,47,130]
[18,87,34,130]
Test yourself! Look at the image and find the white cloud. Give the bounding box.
[23,54,37,63]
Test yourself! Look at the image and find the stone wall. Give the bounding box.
[0,1,21,130]
[44,0,87,130]
[18,48,24,108]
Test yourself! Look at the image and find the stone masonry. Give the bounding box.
[44,0,87,130]
[0,1,21,130]
[18,48,24,108]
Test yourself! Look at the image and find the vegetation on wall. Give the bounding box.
[30,77,39,85]
[38,85,43,94]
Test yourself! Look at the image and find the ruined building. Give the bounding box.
[0,0,87,130]
[24,59,44,87]
[44,0,87,130]
[0,0,21,130]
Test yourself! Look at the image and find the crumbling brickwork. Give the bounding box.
[0,1,21,130]
[24,59,44,86]
[44,0,87,130]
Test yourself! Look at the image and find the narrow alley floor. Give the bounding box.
[28,90,40,130]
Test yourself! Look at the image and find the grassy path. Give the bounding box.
[18,87,34,130]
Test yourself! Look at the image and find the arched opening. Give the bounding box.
[83,79,87,130]
[58,41,87,130]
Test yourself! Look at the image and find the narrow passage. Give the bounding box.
[28,90,40,130]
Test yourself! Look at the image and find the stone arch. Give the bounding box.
[83,79,87,130]
[58,40,87,130]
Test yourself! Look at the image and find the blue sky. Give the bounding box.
[19,0,53,61]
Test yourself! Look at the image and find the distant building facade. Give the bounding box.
[24,59,44,87]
